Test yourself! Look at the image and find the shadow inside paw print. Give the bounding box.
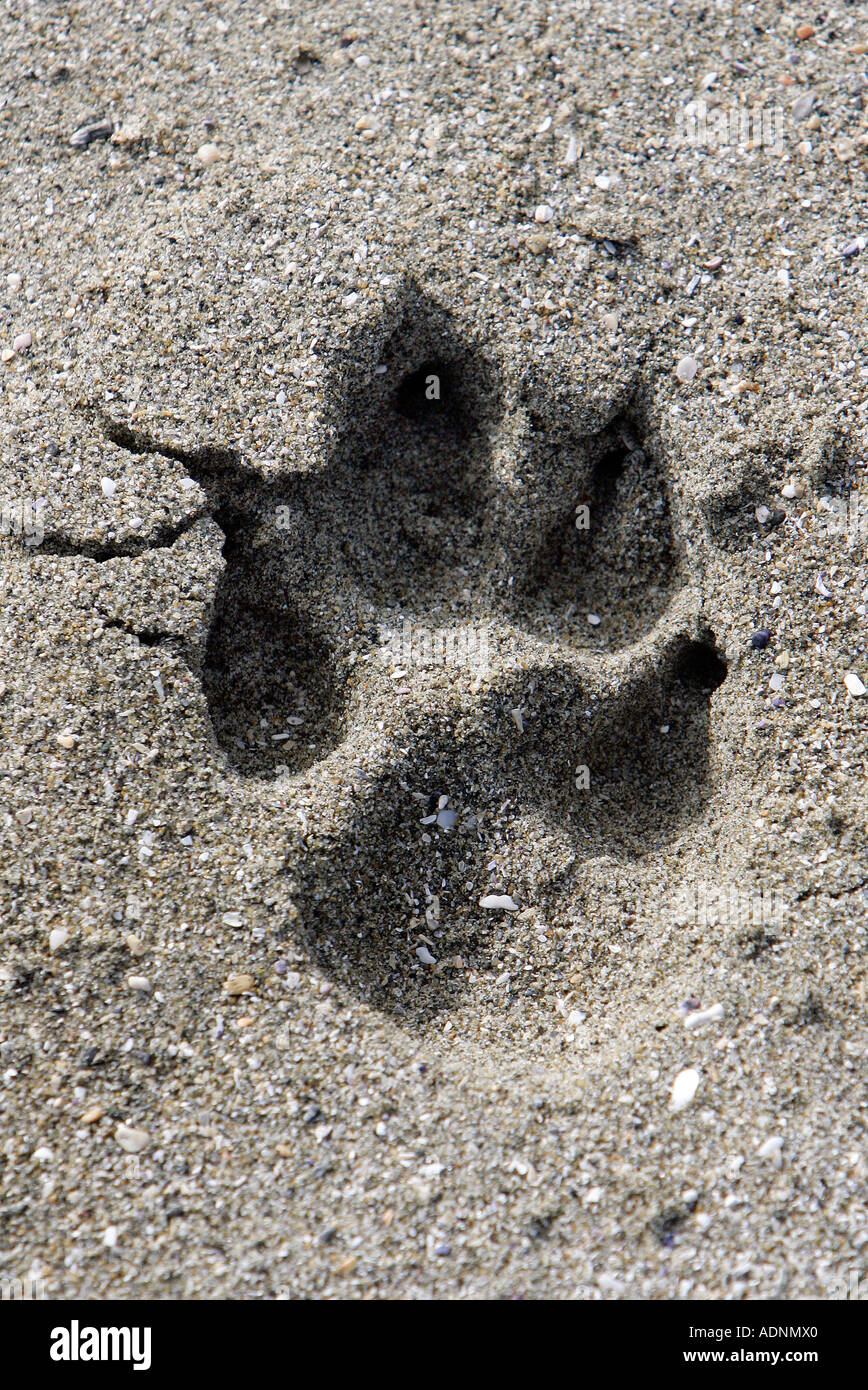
[293,631,727,1018]
[505,412,680,649]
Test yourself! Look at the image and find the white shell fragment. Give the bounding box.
[48,927,69,953]
[757,1135,784,1165]
[416,945,436,965]
[479,894,520,911]
[676,355,699,383]
[597,1272,627,1294]
[669,1067,700,1113]
[844,672,866,697]
[684,1003,725,1031]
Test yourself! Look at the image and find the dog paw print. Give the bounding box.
[33,287,729,1013]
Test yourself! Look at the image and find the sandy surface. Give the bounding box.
[1,1,867,1299]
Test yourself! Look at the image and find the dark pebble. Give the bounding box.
[69,119,113,149]
[751,629,772,649]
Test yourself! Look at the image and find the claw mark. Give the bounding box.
[101,618,175,648]
[39,509,211,562]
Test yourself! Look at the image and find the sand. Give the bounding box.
[1,1,867,1299]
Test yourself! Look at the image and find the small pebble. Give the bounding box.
[676,355,699,383]
[416,945,436,966]
[223,972,255,995]
[103,1225,119,1248]
[48,927,69,953]
[69,119,112,148]
[795,23,815,40]
[479,894,520,911]
[526,232,550,255]
[115,1123,150,1154]
[100,477,117,497]
[13,330,32,353]
[197,142,222,165]
[534,204,553,223]
[751,629,771,649]
[127,974,151,992]
[81,1104,103,1124]
[844,672,866,698]
[55,732,77,749]
[274,959,288,976]
[6,272,22,291]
